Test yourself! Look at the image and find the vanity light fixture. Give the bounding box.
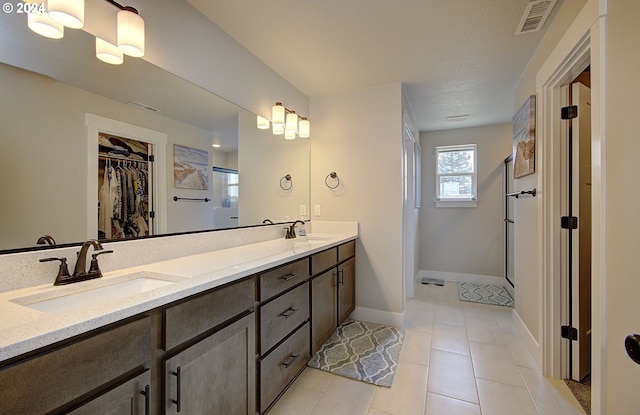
[96,37,124,65]
[28,11,65,39]
[261,102,310,139]
[257,115,270,130]
[26,0,145,65]
[48,0,84,29]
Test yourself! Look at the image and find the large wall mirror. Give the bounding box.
[0,12,310,253]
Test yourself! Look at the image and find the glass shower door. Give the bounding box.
[505,155,515,287]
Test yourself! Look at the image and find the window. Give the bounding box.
[435,144,477,207]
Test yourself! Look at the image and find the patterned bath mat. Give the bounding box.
[458,282,514,307]
[307,319,404,387]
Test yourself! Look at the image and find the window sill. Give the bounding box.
[435,199,477,208]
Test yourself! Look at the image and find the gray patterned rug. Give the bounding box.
[307,319,404,387]
[458,282,514,307]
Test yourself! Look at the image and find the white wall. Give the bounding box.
[512,0,588,349]
[135,0,309,124]
[310,83,405,326]
[601,1,640,411]
[419,123,512,278]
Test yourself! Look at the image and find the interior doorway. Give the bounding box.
[560,68,592,383]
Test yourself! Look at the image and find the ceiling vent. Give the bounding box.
[128,101,161,113]
[515,0,557,35]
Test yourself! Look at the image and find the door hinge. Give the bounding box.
[149,211,155,219]
[561,216,578,229]
[149,155,155,163]
[561,105,578,119]
[561,325,578,341]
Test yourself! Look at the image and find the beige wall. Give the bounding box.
[0,64,217,248]
[419,123,512,278]
[512,0,588,346]
[310,83,405,324]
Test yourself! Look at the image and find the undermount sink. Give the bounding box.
[12,272,181,315]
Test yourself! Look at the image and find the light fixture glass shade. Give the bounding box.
[298,118,310,138]
[272,102,285,128]
[117,8,145,57]
[48,0,84,29]
[96,38,124,65]
[256,115,270,129]
[28,12,64,39]
[284,129,296,140]
[285,112,298,134]
[272,124,284,135]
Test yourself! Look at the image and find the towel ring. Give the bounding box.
[325,172,340,189]
[280,174,293,190]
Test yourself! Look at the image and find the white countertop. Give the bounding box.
[0,232,357,362]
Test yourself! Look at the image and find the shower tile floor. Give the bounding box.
[268,281,586,415]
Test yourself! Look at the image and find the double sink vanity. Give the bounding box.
[0,222,358,414]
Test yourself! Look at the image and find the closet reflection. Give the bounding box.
[98,133,152,240]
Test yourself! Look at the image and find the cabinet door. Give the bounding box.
[338,257,356,325]
[67,370,151,415]
[165,313,255,415]
[311,268,337,354]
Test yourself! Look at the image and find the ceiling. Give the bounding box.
[187,0,560,132]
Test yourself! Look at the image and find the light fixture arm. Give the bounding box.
[104,0,137,13]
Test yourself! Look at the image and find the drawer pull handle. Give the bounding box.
[140,384,150,415]
[281,307,299,319]
[281,273,298,282]
[171,366,182,413]
[281,354,300,368]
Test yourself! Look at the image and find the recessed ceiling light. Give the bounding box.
[447,114,469,122]
[212,143,221,148]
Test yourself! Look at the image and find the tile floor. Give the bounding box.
[268,282,587,415]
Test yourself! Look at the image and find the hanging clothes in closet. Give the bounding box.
[98,132,152,239]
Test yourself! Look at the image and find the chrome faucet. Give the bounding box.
[285,220,305,239]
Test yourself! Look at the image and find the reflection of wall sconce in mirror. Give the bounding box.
[280,174,293,191]
[256,102,310,140]
[325,172,340,189]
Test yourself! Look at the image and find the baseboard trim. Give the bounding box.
[417,270,506,286]
[349,307,405,329]
[513,309,542,368]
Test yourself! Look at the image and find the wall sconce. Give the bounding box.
[26,0,145,65]
[256,102,310,139]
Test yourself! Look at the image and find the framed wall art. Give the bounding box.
[512,95,536,179]
[173,144,209,190]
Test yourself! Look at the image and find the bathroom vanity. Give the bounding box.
[0,225,357,414]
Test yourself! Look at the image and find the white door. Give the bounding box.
[570,81,592,381]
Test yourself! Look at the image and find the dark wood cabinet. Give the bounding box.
[67,370,151,415]
[311,268,338,354]
[338,257,356,325]
[164,313,255,415]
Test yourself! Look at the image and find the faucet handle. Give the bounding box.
[89,250,113,276]
[40,257,72,285]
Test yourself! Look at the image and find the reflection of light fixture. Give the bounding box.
[257,115,270,129]
[96,37,123,65]
[48,0,84,29]
[262,102,310,139]
[117,6,145,57]
[28,11,65,39]
[272,102,285,128]
[298,117,310,138]
[212,143,221,148]
[26,0,146,65]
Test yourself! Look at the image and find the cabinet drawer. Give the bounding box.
[68,370,151,415]
[165,278,254,351]
[260,283,310,353]
[260,322,310,413]
[259,258,309,301]
[0,317,151,415]
[338,240,356,262]
[311,247,337,275]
